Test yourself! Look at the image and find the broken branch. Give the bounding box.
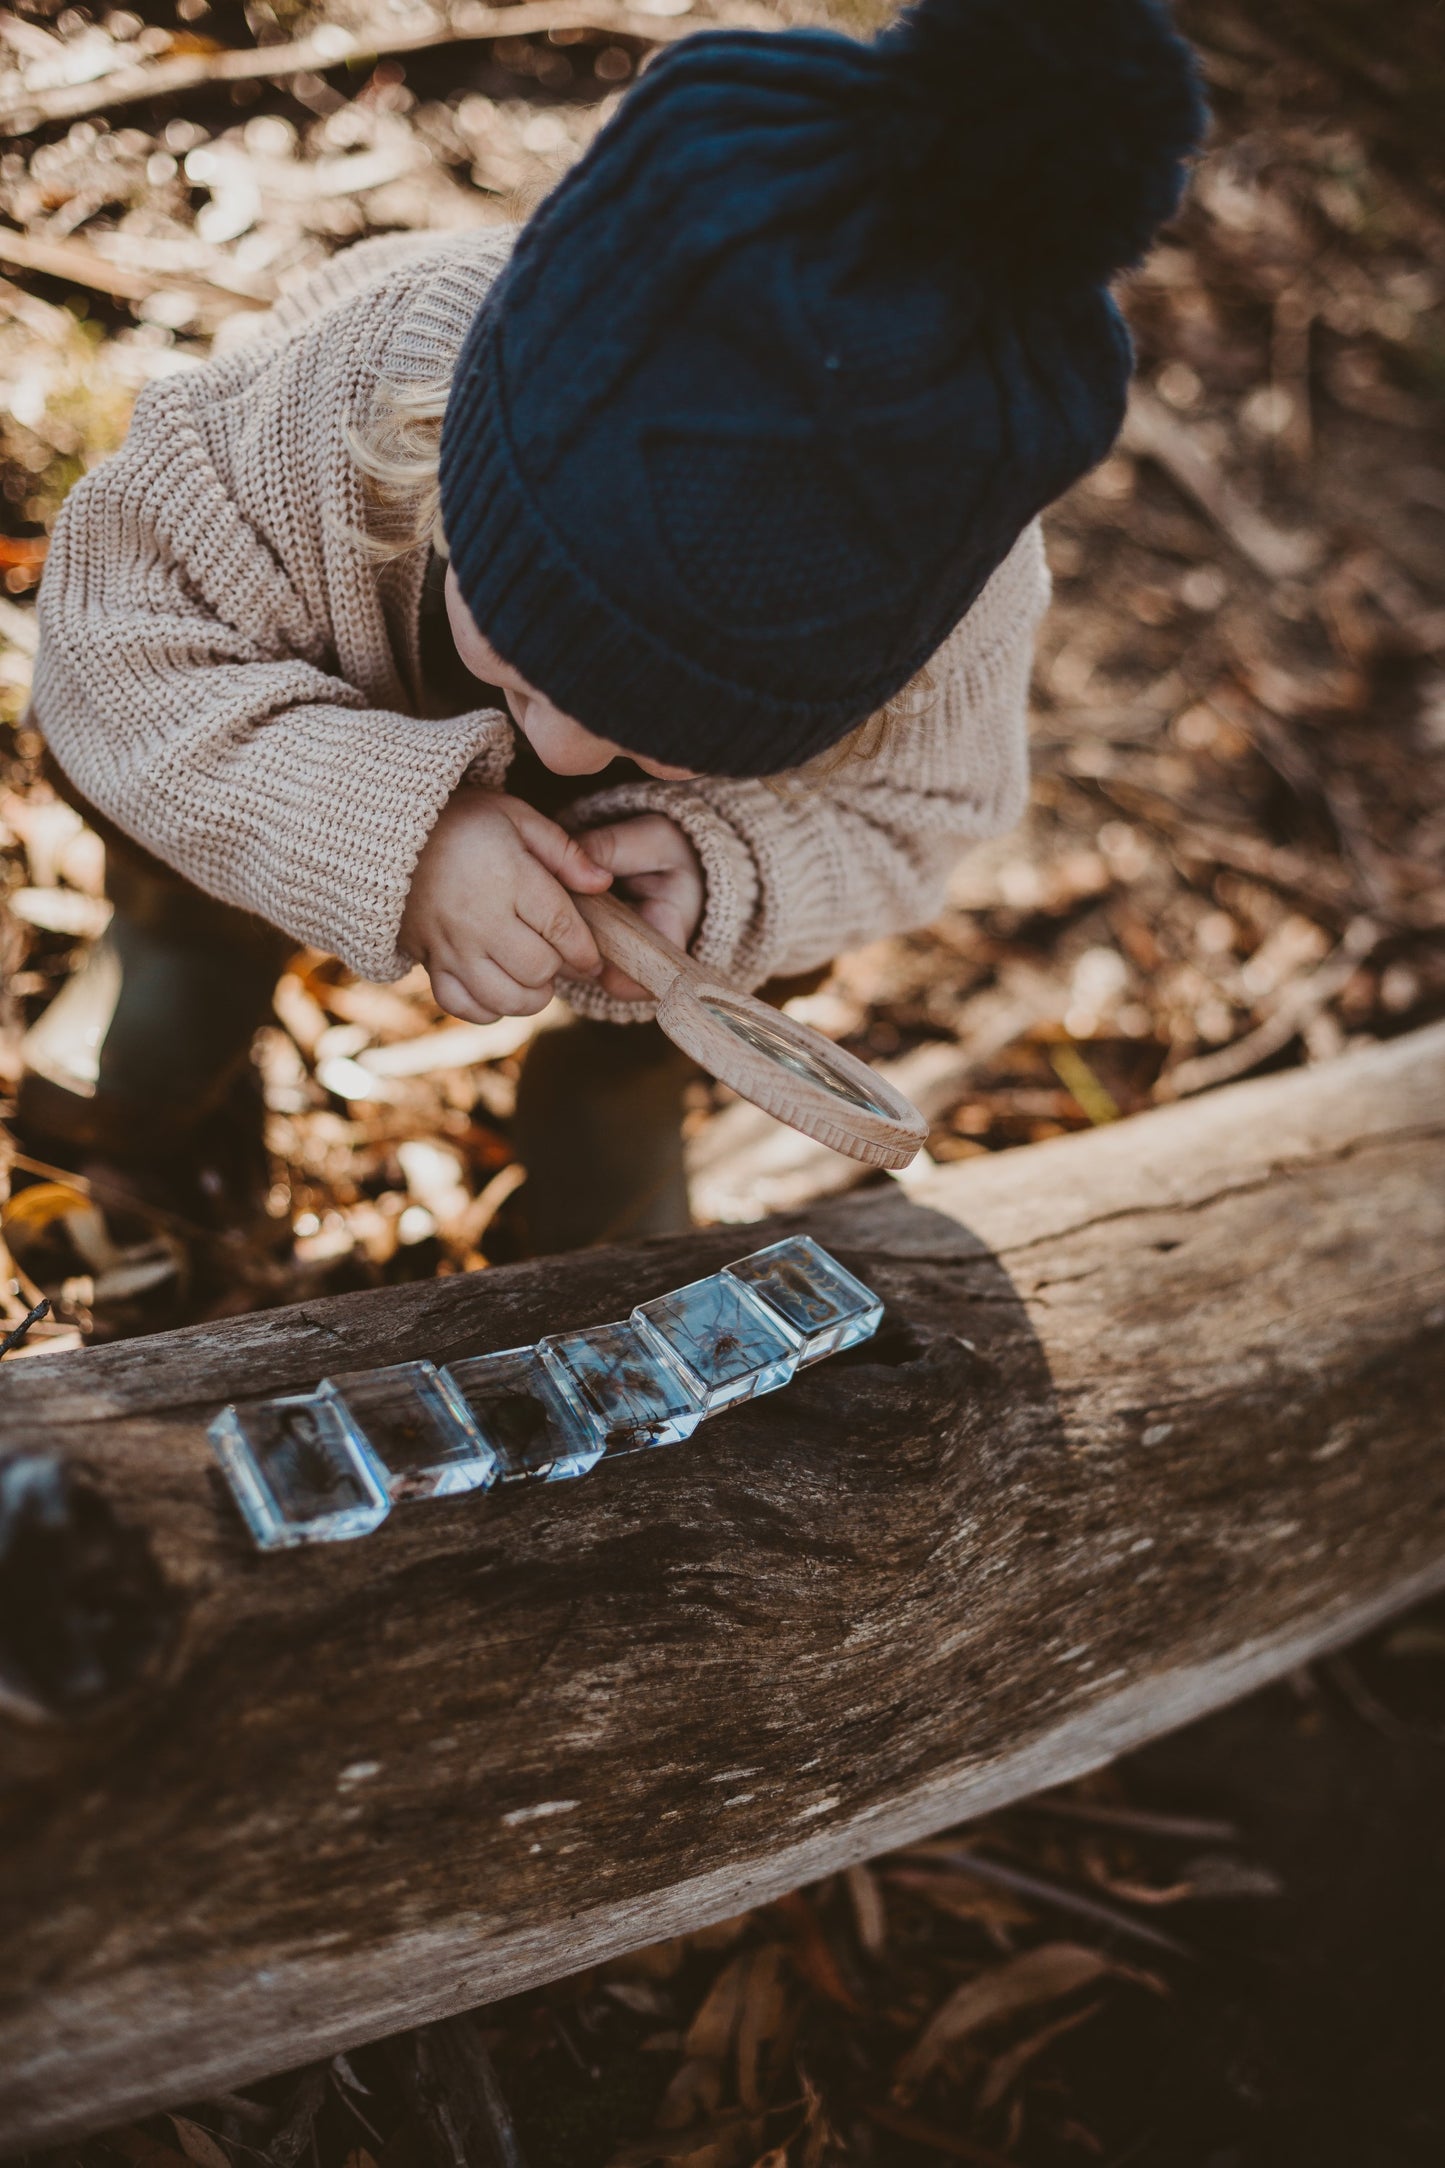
[0,3,715,135]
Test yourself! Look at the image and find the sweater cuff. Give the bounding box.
[554,780,761,1025]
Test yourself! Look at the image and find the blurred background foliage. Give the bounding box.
[0,0,1443,2161]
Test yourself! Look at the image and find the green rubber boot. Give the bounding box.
[512,1012,694,1254]
[16,843,290,1219]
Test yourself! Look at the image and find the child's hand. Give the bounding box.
[576,813,705,1003]
[401,790,611,1024]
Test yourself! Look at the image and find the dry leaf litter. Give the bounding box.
[1,0,1443,2159]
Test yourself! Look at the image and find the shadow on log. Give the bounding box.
[0,1023,1442,2147]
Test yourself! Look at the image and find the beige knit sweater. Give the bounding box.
[34,230,1049,1021]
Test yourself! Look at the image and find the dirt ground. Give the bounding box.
[0,0,1443,2160]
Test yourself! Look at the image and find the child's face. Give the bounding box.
[445,565,700,782]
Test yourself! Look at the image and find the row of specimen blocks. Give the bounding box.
[211,1235,883,1550]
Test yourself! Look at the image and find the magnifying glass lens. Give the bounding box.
[697,994,893,1117]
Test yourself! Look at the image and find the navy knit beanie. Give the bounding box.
[439,0,1206,776]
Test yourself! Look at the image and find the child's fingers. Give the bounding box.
[455,959,556,1021]
[577,818,704,960]
[508,801,613,892]
[490,917,574,991]
[597,962,653,1004]
[578,814,690,878]
[631,890,698,954]
[429,968,501,1028]
[515,861,602,978]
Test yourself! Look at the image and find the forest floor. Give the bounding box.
[1,0,1443,2161]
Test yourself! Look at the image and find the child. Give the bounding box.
[22,0,1204,1250]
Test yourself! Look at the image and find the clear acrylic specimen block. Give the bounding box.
[724,1236,884,1364]
[321,1359,499,1501]
[633,1273,800,1415]
[210,1390,390,1549]
[539,1319,704,1455]
[440,1345,606,1483]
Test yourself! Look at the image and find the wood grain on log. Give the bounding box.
[1,1024,1442,2147]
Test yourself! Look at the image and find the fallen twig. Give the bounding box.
[8,1148,220,1249]
[1324,1652,1445,1751]
[397,2016,530,2168]
[1016,1795,1241,1845]
[456,1158,528,1253]
[204,2092,275,2132]
[0,1,715,134]
[899,1847,1193,1960]
[6,1149,286,1289]
[0,223,272,311]
[1083,771,1360,917]
[264,2069,327,2168]
[862,2103,1019,2168]
[1122,385,1323,582]
[0,1297,50,1359]
[1155,915,1380,1101]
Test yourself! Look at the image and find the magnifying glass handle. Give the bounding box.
[575,890,692,1001]
[575,889,926,1170]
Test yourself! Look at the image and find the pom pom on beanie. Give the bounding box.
[871,0,1207,286]
[440,0,1207,776]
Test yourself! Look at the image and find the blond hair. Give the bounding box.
[348,372,936,765]
[347,371,452,559]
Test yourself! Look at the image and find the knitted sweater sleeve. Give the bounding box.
[562,522,1048,1020]
[31,250,512,983]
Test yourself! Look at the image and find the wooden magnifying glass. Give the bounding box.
[577,892,927,1171]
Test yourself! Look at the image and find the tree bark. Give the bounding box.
[1,1023,1442,2148]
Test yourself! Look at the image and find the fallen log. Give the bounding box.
[1,1023,1442,2146]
